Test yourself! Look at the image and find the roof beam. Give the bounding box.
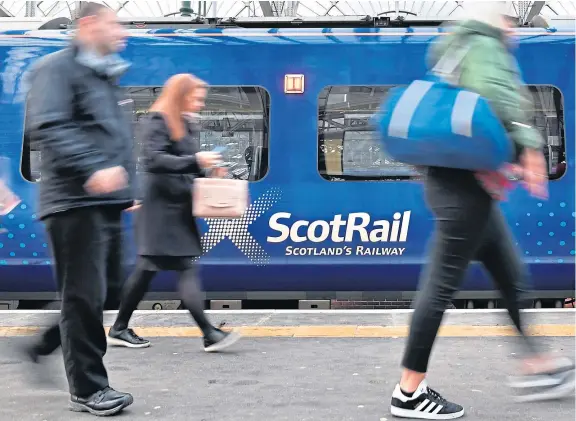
[259,2,274,17]
[0,4,13,17]
[72,2,84,19]
[283,1,299,17]
[525,1,546,24]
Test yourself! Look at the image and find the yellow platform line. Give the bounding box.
[0,325,573,338]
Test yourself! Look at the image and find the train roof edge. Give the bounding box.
[0,14,574,33]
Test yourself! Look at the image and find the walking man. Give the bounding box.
[26,2,136,416]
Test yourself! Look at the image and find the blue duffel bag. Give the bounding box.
[373,42,514,171]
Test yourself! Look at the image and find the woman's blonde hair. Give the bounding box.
[149,73,207,140]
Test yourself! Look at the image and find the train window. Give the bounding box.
[317,85,566,181]
[318,85,418,181]
[22,86,270,182]
[527,86,566,180]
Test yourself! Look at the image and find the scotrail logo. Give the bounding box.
[199,187,412,265]
[267,211,412,256]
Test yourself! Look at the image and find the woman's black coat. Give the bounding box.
[135,112,205,257]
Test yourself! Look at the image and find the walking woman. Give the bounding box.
[389,3,574,419]
[107,73,240,352]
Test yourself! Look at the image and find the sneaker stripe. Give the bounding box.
[416,399,430,411]
[423,402,436,413]
[433,405,444,415]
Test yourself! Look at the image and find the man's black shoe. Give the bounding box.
[69,387,133,416]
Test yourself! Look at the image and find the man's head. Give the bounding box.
[75,2,127,55]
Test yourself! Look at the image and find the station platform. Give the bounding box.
[0,309,574,421]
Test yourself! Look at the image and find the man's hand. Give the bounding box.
[84,166,128,195]
[518,148,548,199]
[211,167,228,178]
[125,200,141,212]
[196,152,222,169]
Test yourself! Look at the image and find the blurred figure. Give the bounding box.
[25,2,135,416]
[0,157,21,216]
[389,3,574,419]
[107,74,241,352]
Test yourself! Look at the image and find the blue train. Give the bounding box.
[0,17,574,308]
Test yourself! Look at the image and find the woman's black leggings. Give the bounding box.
[402,167,539,373]
[112,260,215,335]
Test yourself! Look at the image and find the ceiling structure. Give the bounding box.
[0,1,574,23]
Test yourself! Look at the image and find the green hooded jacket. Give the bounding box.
[427,20,543,152]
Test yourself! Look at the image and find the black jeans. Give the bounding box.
[402,167,537,373]
[37,205,125,397]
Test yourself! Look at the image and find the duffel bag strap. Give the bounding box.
[431,40,471,85]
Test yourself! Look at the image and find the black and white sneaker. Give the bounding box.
[107,328,151,348]
[509,357,575,402]
[391,380,464,419]
[204,328,241,353]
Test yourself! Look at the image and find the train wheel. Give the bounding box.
[466,300,474,309]
[487,300,496,309]
[555,300,563,308]
[152,303,163,310]
[534,300,542,309]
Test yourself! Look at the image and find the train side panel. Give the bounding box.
[0,29,573,300]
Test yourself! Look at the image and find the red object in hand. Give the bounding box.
[475,164,517,201]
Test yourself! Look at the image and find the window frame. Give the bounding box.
[528,84,567,181]
[317,84,567,182]
[20,84,272,183]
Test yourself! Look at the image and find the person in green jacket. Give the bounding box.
[428,10,547,199]
[389,4,574,420]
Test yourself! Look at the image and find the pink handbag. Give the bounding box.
[193,177,249,219]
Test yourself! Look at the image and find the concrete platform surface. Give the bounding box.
[0,309,574,338]
[1,308,574,327]
[1,336,574,421]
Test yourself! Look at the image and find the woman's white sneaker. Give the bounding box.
[509,358,575,402]
[390,380,464,419]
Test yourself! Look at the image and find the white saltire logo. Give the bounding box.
[198,187,282,266]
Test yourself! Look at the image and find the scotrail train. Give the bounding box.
[0,17,574,309]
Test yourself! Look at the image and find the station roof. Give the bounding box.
[0,1,573,22]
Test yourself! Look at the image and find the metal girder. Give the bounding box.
[259,1,298,17]
[0,4,13,17]
[259,1,274,16]
[72,2,85,19]
[25,1,37,17]
[283,1,299,16]
[525,1,546,23]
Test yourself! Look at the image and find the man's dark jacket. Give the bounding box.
[26,44,136,219]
